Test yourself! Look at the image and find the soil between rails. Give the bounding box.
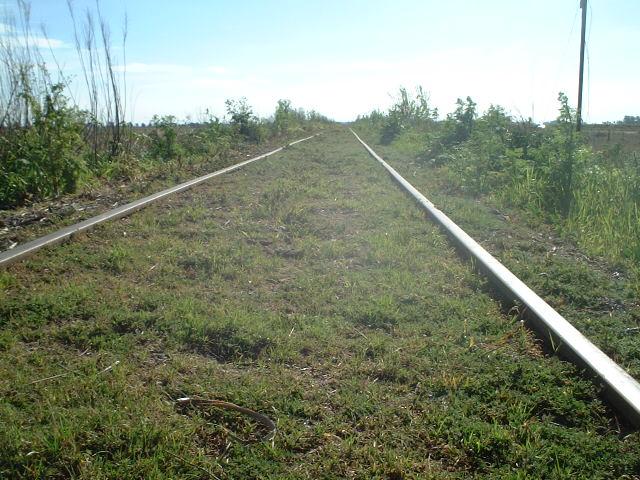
[1,127,639,478]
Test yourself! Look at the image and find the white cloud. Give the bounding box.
[114,62,193,74]
[0,24,67,49]
[21,35,65,49]
[114,63,230,76]
[205,65,228,74]
[79,44,638,124]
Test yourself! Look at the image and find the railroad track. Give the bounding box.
[350,129,640,428]
[1,128,639,429]
[0,134,318,268]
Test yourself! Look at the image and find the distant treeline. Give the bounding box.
[618,116,640,125]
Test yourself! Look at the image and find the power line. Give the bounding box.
[553,4,580,92]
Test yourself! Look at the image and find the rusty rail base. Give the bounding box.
[351,128,640,428]
[0,134,318,268]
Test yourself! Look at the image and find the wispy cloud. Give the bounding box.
[205,65,228,74]
[20,36,66,49]
[114,62,193,74]
[0,22,67,49]
[114,63,229,75]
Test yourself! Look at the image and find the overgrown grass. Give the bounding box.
[1,128,639,478]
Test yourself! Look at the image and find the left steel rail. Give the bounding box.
[0,134,318,268]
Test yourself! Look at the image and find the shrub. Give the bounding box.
[381,87,437,144]
[181,112,234,158]
[0,85,85,208]
[366,88,640,272]
[274,99,309,135]
[225,97,265,143]
[148,115,182,161]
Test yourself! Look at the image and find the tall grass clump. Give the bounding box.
[568,153,640,262]
[66,0,130,166]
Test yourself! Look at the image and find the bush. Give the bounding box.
[181,112,234,158]
[225,97,265,143]
[148,115,182,161]
[362,87,640,272]
[380,87,437,145]
[273,99,307,136]
[0,85,85,208]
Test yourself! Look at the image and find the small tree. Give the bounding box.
[225,97,265,143]
[225,97,254,136]
[273,99,294,135]
[148,115,181,161]
[380,87,437,144]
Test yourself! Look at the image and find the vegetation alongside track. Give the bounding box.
[0,89,329,209]
[0,2,329,210]
[354,89,640,294]
[353,89,640,386]
[1,129,639,478]
[354,126,640,383]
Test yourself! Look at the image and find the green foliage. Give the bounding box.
[273,99,306,136]
[620,115,640,125]
[273,99,294,135]
[449,96,478,143]
[225,97,266,143]
[0,85,327,208]
[413,93,583,220]
[359,88,640,272]
[428,96,478,160]
[380,87,437,144]
[0,85,85,207]
[182,112,234,158]
[148,115,182,161]
[567,151,640,262]
[533,92,579,217]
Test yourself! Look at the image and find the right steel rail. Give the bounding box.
[351,128,640,427]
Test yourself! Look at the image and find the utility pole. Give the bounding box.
[576,0,587,131]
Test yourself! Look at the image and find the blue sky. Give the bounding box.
[3,0,639,123]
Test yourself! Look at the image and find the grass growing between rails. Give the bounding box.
[1,128,639,478]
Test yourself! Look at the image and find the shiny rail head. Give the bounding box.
[350,128,640,428]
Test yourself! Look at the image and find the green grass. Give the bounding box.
[356,128,640,381]
[1,128,639,478]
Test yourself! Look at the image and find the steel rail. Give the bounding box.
[0,134,318,268]
[351,128,640,427]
